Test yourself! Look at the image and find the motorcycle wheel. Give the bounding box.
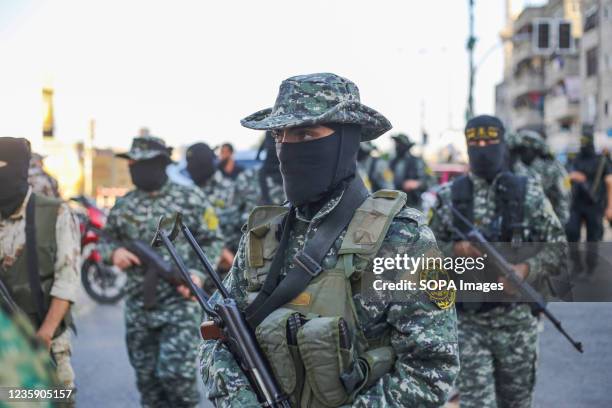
[81,259,126,304]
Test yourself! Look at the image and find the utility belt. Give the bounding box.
[256,307,396,407]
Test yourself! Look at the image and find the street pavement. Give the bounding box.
[71,288,213,408]
[71,290,611,407]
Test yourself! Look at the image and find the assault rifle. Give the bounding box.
[434,197,584,353]
[152,213,291,408]
[90,225,182,308]
[0,278,58,367]
[0,278,19,314]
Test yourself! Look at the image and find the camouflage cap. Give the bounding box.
[505,132,521,150]
[391,133,415,147]
[518,129,548,153]
[30,152,46,161]
[116,136,173,161]
[240,73,391,141]
[360,141,377,153]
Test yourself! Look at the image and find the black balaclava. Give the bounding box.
[579,125,595,157]
[519,147,538,165]
[394,141,411,158]
[186,143,216,187]
[357,146,370,162]
[129,156,170,192]
[0,137,31,218]
[465,115,507,182]
[276,124,361,210]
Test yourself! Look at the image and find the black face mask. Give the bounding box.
[357,147,370,162]
[277,124,360,207]
[0,138,30,218]
[129,156,169,192]
[519,148,538,166]
[468,143,507,182]
[580,144,595,157]
[395,143,410,158]
[186,144,215,187]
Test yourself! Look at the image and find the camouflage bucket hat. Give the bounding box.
[240,73,392,141]
[116,136,173,161]
[391,133,415,148]
[505,132,521,150]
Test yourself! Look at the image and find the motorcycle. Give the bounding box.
[71,196,126,304]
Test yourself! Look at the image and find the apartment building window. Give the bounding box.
[586,47,598,77]
[584,8,598,31]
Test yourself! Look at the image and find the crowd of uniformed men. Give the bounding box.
[1,72,612,408]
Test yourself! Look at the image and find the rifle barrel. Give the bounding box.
[179,222,230,299]
[155,228,217,316]
[434,196,584,353]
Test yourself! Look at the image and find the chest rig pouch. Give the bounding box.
[245,190,407,408]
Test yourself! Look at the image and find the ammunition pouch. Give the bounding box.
[257,308,395,407]
[247,190,410,407]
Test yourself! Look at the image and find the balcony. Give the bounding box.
[545,57,580,88]
[545,94,580,123]
[511,74,545,101]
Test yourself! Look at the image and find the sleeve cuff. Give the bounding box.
[50,282,77,304]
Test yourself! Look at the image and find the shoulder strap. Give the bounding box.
[339,189,407,257]
[25,194,46,326]
[496,172,527,242]
[451,175,473,237]
[245,177,369,328]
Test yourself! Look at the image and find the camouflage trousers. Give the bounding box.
[125,299,202,408]
[51,330,75,408]
[457,304,538,408]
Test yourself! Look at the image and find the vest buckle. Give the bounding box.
[294,251,323,277]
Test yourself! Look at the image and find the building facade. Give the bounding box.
[496,0,583,153]
[581,0,612,143]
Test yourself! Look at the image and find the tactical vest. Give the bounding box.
[451,172,527,244]
[0,194,73,338]
[245,191,407,407]
[450,173,563,308]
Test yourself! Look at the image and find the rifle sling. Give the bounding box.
[245,177,369,329]
[25,194,47,326]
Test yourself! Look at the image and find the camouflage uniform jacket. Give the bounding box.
[230,167,285,235]
[429,173,567,288]
[100,181,223,311]
[200,170,240,248]
[0,306,57,407]
[200,189,460,407]
[28,164,60,198]
[357,156,393,193]
[512,158,570,225]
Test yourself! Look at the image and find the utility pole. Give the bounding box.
[466,0,476,120]
[84,119,95,198]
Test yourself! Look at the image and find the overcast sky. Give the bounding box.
[0,0,544,152]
